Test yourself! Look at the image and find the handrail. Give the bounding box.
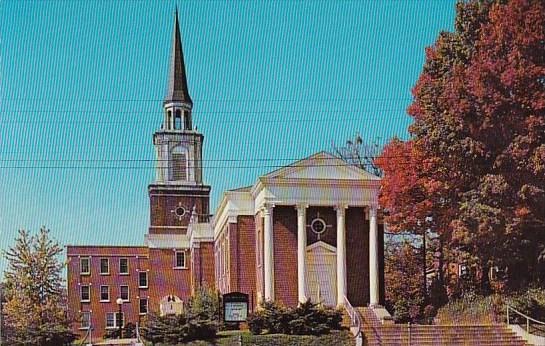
[507,305,545,326]
[136,322,142,342]
[344,296,362,339]
[506,304,545,336]
[78,327,91,345]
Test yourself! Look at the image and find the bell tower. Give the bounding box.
[148,8,211,234]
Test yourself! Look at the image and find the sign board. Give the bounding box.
[223,292,249,322]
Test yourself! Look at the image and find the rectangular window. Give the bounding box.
[172,153,187,181]
[80,285,90,302]
[80,257,90,275]
[106,312,124,329]
[106,312,125,329]
[175,251,186,269]
[139,298,148,315]
[139,271,148,288]
[106,313,115,328]
[80,312,91,329]
[120,285,129,301]
[100,285,109,302]
[119,258,129,275]
[100,258,109,275]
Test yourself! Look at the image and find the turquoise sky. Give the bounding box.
[0,1,456,275]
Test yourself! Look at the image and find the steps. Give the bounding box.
[356,307,528,345]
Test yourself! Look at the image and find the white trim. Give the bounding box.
[105,312,124,329]
[80,257,91,276]
[80,285,91,303]
[139,297,149,315]
[100,258,110,275]
[138,271,148,289]
[79,311,91,330]
[306,241,337,253]
[119,258,129,275]
[100,285,110,302]
[173,250,187,269]
[120,285,130,302]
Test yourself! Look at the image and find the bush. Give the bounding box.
[141,287,220,344]
[247,300,342,336]
[507,287,545,323]
[103,322,136,339]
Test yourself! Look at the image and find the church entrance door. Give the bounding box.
[306,241,337,307]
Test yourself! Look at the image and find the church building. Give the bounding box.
[66,9,384,341]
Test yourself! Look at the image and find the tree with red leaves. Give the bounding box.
[377,0,545,293]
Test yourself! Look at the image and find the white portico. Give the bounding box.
[250,151,382,307]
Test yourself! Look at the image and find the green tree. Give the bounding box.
[3,228,75,346]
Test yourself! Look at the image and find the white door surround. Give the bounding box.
[306,241,337,307]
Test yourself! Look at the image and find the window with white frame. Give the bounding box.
[100,285,109,302]
[138,271,148,288]
[106,312,124,329]
[80,257,90,275]
[80,312,91,329]
[174,250,186,269]
[100,258,109,275]
[120,285,129,301]
[139,298,148,315]
[80,285,90,302]
[119,258,129,274]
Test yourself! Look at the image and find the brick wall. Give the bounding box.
[147,248,192,313]
[66,246,149,341]
[272,206,298,307]
[346,207,369,307]
[148,188,210,230]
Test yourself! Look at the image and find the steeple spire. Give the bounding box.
[164,7,192,106]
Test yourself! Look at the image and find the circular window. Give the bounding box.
[174,207,186,217]
[310,218,327,235]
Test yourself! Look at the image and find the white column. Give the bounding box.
[369,205,380,306]
[263,204,274,301]
[296,204,307,304]
[336,205,347,307]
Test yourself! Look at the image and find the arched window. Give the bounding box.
[167,110,172,130]
[184,110,190,130]
[175,110,182,130]
[170,146,188,181]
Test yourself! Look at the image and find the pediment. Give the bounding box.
[263,151,380,181]
[306,241,337,253]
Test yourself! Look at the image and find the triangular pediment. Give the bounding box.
[306,241,337,253]
[263,151,380,181]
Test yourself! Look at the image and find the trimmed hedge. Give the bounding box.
[247,300,342,336]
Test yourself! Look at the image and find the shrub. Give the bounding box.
[103,322,136,339]
[247,300,342,336]
[507,287,545,323]
[141,287,220,344]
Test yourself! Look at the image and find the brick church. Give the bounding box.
[67,9,385,340]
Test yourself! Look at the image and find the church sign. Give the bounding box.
[223,292,249,322]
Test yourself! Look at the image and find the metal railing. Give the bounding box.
[344,296,363,341]
[506,305,545,336]
[78,327,92,345]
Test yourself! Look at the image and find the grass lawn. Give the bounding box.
[146,330,355,346]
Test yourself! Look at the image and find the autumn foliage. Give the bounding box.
[377,0,545,294]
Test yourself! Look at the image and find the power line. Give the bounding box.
[0,155,408,163]
[2,97,415,103]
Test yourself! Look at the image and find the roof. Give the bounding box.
[164,7,192,105]
[261,151,381,181]
[227,185,253,192]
